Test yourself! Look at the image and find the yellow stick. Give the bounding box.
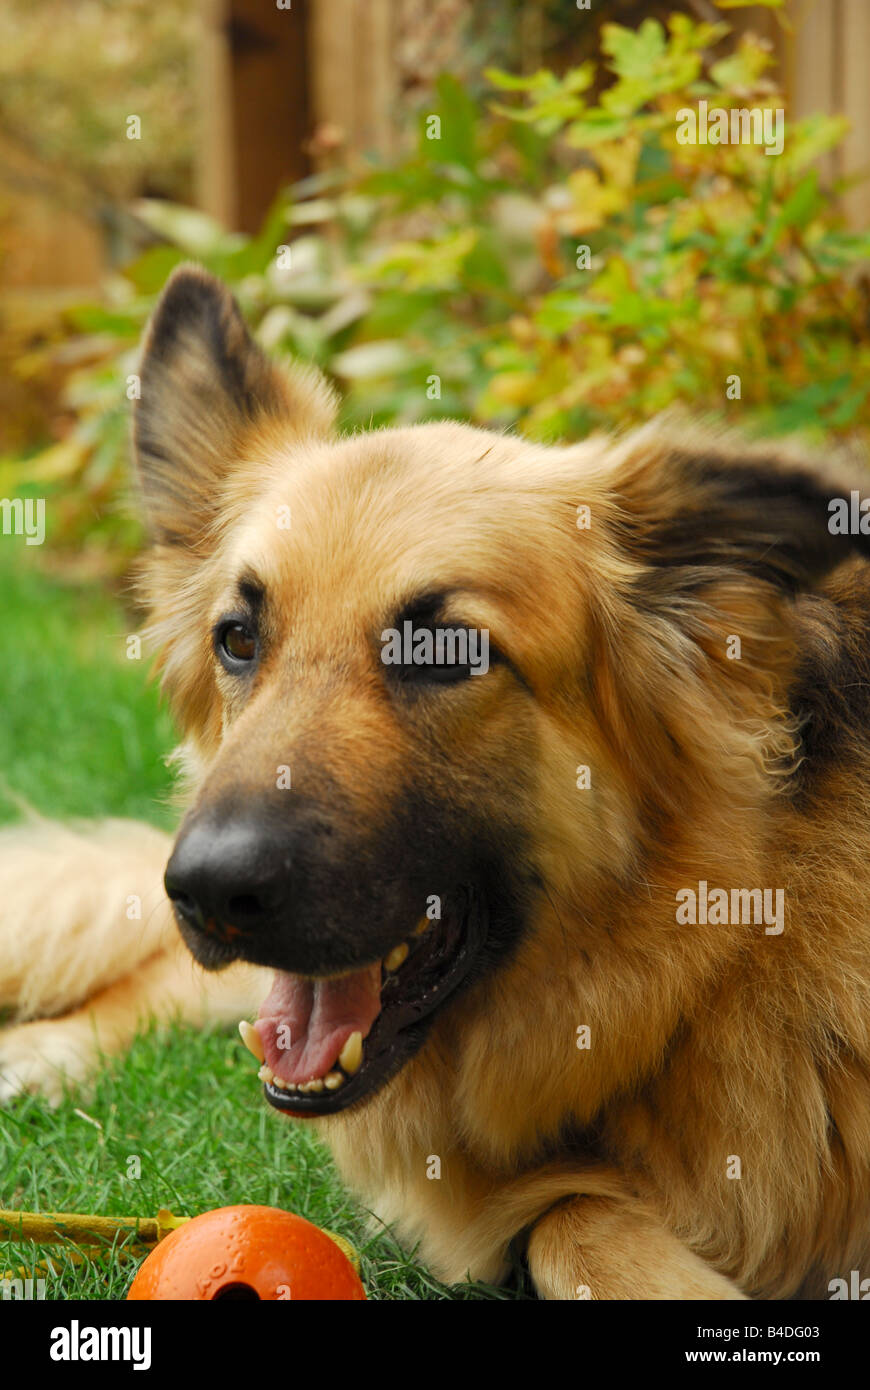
[0,1207,360,1273]
[0,1207,188,1249]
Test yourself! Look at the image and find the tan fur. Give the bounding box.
[0,818,175,1020]
[2,268,869,1299]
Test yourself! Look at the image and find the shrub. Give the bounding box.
[9,2,870,576]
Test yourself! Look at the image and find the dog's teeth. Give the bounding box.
[307,1079,325,1093]
[324,1071,344,1090]
[258,1064,274,1084]
[272,1075,288,1090]
[338,1031,363,1076]
[238,1020,265,1063]
[384,942,409,972]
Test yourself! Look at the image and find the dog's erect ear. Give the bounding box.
[611,436,870,602]
[587,434,870,834]
[134,265,337,543]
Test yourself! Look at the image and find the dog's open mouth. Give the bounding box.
[245,889,485,1115]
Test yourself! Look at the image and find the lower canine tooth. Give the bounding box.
[384,942,409,972]
[239,1020,265,1063]
[324,1071,344,1090]
[258,1064,274,1084]
[338,1031,363,1075]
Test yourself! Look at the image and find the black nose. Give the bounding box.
[164,811,288,939]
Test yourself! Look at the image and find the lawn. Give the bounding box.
[0,551,515,1299]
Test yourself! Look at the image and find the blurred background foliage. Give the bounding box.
[0,0,196,204]
[4,0,870,584]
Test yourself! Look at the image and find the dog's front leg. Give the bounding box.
[527,1194,747,1300]
[0,945,268,1104]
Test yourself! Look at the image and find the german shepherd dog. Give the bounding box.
[2,266,870,1300]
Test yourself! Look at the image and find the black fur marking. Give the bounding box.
[237,574,266,612]
[144,270,277,420]
[144,272,223,363]
[617,449,870,596]
[789,571,870,798]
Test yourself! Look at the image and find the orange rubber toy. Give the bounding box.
[126,1204,366,1301]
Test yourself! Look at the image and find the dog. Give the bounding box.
[1,264,869,1299]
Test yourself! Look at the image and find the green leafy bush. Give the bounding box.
[9,3,870,576]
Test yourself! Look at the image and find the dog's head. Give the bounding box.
[135,266,870,1128]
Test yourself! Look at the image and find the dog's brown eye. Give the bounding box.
[217,620,257,668]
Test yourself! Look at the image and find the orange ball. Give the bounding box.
[126,1205,366,1301]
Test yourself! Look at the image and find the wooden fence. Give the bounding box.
[198,1,870,233]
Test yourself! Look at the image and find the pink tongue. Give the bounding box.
[254,964,382,1084]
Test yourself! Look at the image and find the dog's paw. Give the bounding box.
[0,1020,94,1106]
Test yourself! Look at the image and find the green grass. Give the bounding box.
[0,1024,522,1299]
[0,552,519,1299]
[0,551,176,827]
